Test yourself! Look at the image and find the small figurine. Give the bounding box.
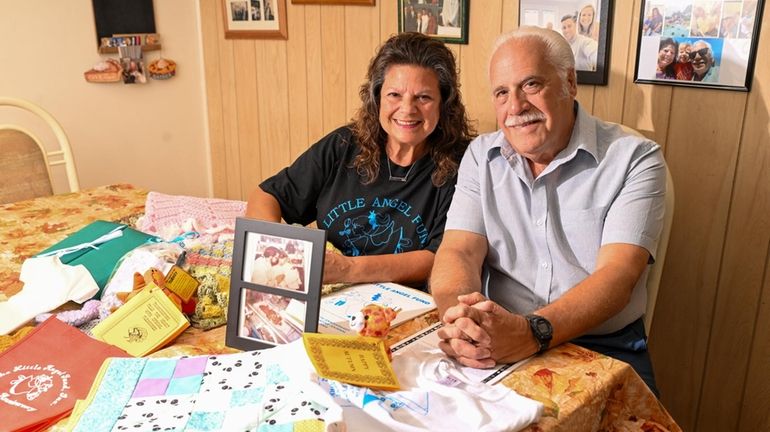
[118,268,183,311]
[349,303,399,360]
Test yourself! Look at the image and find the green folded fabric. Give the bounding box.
[36,220,158,298]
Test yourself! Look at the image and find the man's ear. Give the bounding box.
[567,68,578,98]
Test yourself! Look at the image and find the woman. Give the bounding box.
[578,4,599,41]
[643,7,663,36]
[246,32,475,288]
[655,38,677,79]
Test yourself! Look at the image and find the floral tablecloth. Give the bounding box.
[0,184,147,300]
[151,311,681,432]
[1,186,681,432]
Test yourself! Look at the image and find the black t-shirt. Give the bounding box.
[260,126,456,257]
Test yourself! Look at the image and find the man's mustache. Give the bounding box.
[505,111,546,127]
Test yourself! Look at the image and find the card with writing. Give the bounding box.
[302,333,399,390]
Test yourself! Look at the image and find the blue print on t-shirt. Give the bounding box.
[323,197,429,256]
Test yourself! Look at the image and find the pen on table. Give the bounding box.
[176,251,187,267]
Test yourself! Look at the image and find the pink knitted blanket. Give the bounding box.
[138,192,246,239]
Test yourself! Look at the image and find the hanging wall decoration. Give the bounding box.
[222,0,288,39]
[633,0,765,91]
[519,0,614,85]
[398,0,470,45]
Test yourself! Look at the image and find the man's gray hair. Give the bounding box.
[693,39,713,53]
[489,26,576,86]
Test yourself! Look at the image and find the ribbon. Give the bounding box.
[37,225,127,258]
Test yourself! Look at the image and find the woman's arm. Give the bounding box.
[245,187,282,222]
[323,249,435,286]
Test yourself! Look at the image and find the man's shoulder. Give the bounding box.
[581,109,660,156]
[469,129,506,150]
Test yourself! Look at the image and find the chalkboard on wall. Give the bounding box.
[92,0,156,47]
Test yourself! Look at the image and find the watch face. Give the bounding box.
[535,320,551,335]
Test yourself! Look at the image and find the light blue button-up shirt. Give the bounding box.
[446,105,667,334]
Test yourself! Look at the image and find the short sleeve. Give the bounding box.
[602,141,667,260]
[259,127,350,225]
[445,140,487,236]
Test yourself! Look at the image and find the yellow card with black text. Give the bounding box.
[302,333,400,390]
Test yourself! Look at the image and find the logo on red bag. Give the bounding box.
[0,364,70,412]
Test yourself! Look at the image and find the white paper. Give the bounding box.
[318,282,435,334]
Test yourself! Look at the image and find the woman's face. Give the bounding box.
[379,64,441,151]
[678,44,692,63]
[658,44,676,67]
[580,7,594,27]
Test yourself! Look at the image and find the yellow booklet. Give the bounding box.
[302,333,400,390]
[92,284,189,357]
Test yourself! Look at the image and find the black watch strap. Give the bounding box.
[525,314,553,353]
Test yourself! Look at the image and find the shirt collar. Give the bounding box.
[487,102,600,167]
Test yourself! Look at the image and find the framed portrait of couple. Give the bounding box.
[519,0,613,85]
[398,0,470,44]
[633,0,765,91]
[226,218,326,351]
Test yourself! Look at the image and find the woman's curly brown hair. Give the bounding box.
[350,32,476,187]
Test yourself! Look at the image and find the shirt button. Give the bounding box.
[541,262,548,269]
[536,219,544,226]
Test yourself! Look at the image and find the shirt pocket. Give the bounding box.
[557,206,607,269]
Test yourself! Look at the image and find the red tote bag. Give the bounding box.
[0,317,129,431]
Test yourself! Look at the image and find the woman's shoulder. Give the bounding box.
[309,125,359,155]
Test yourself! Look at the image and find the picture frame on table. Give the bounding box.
[226,218,326,351]
[519,0,613,85]
[633,0,765,91]
[398,0,470,45]
[222,0,288,39]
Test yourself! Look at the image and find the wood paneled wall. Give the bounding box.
[200,1,770,429]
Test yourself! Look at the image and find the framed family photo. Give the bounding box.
[519,0,613,85]
[222,0,288,39]
[398,0,470,44]
[633,0,765,91]
[226,218,326,351]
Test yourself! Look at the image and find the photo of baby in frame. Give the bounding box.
[226,218,325,351]
[243,232,312,293]
[239,288,306,345]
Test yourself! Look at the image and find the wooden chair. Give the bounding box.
[613,123,675,335]
[0,97,80,204]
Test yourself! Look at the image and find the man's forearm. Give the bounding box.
[429,247,484,318]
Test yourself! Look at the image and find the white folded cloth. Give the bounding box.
[0,256,98,335]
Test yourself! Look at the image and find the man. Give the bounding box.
[560,14,597,71]
[691,40,719,83]
[430,26,666,394]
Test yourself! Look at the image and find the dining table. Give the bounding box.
[0,184,682,432]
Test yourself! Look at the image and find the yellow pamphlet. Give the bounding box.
[302,333,400,390]
[92,284,189,356]
[164,265,200,301]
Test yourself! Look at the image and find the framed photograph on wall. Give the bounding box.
[222,0,288,39]
[398,0,470,44]
[519,0,613,85]
[226,218,326,351]
[633,0,765,91]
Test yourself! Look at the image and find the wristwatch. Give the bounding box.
[525,314,553,353]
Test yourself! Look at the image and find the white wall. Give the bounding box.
[0,0,210,197]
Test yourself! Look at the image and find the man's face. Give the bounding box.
[489,38,577,168]
[678,43,692,63]
[691,41,713,77]
[561,18,576,41]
